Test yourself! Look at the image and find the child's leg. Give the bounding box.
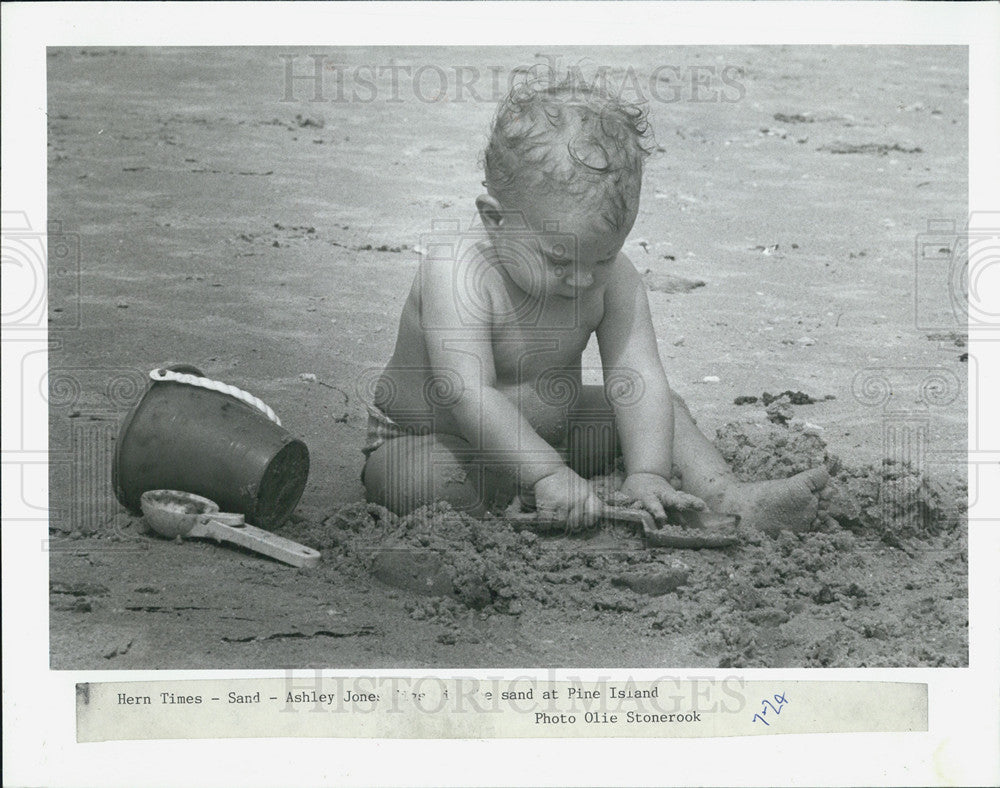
[363,433,517,517]
[665,394,830,531]
[568,385,830,532]
[565,388,728,486]
[564,387,620,480]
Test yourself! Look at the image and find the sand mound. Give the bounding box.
[279,418,966,667]
[292,500,686,621]
[715,419,964,542]
[715,419,829,481]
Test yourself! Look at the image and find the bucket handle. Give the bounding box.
[149,368,282,426]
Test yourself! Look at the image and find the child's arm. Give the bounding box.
[597,254,674,476]
[420,254,604,528]
[596,254,705,523]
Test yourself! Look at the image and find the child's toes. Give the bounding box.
[815,496,838,531]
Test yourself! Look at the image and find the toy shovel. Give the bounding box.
[509,504,740,549]
[140,489,321,568]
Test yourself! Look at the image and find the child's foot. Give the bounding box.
[718,467,830,535]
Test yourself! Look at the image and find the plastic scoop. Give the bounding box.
[140,489,321,568]
[509,505,740,549]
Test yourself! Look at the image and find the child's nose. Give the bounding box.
[565,269,594,289]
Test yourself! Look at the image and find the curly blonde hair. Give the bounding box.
[483,73,655,230]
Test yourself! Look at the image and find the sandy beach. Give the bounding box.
[47,46,968,668]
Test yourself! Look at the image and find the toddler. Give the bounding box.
[362,77,829,532]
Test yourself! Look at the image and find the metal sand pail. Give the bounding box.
[112,366,309,528]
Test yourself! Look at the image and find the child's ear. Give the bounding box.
[475,195,505,230]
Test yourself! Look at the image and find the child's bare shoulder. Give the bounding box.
[604,250,644,298]
[417,239,504,325]
[610,249,640,273]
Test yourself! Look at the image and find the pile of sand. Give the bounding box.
[281,416,966,666]
[714,419,962,542]
[295,499,684,618]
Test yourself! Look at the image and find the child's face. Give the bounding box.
[487,186,639,301]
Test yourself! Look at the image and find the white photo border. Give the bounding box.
[2,2,998,786]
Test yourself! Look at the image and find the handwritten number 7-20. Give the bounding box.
[752,693,789,727]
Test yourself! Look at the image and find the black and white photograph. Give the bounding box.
[3,3,999,787]
[42,44,969,669]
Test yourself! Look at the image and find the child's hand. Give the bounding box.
[621,472,706,526]
[532,467,606,532]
